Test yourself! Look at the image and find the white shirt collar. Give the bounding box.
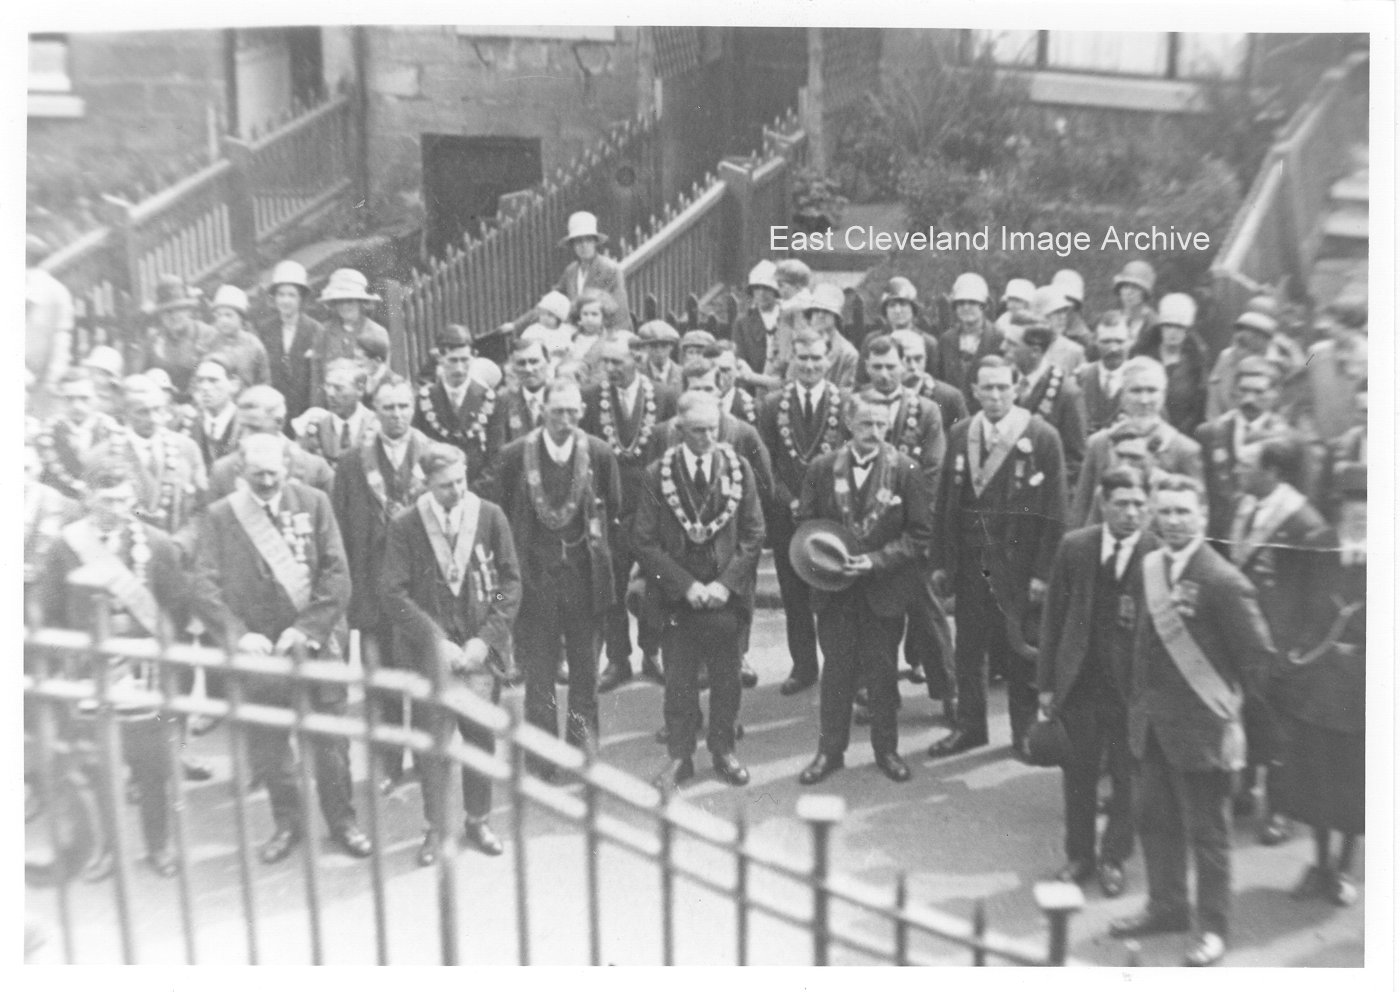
[1101,525,1142,567]
[543,429,576,466]
[254,491,283,518]
[682,445,711,479]
[760,307,779,331]
[617,375,641,411]
[429,496,463,537]
[380,431,411,467]
[1100,362,1124,392]
[206,403,236,436]
[797,379,826,404]
[444,380,469,405]
[1163,535,1206,584]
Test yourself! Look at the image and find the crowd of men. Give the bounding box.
[25,212,1367,967]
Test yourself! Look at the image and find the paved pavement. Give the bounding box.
[26,612,1364,966]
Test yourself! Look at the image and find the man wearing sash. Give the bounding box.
[1038,466,1158,898]
[208,386,335,499]
[331,375,432,793]
[794,392,933,786]
[757,330,844,695]
[190,434,370,864]
[1004,317,1087,485]
[36,460,190,878]
[381,444,522,862]
[495,380,621,768]
[582,333,678,690]
[414,324,506,498]
[633,392,765,791]
[499,338,552,444]
[1108,475,1278,967]
[929,356,1068,759]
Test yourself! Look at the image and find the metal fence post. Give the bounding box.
[796,794,845,966]
[1033,880,1085,966]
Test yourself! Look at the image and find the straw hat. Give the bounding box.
[318,268,380,304]
[1001,278,1036,306]
[788,519,861,593]
[1155,293,1197,328]
[269,260,311,295]
[1051,269,1085,306]
[559,211,609,248]
[210,284,249,315]
[804,284,846,320]
[746,260,780,293]
[950,273,990,306]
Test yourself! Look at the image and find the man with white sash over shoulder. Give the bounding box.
[1108,474,1279,967]
[381,443,522,865]
[190,434,369,865]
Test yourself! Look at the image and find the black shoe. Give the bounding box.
[874,751,911,783]
[927,729,988,758]
[258,827,301,865]
[641,651,664,683]
[332,823,373,859]
[900,666,926,684]
[1098,860,1127,897]
[1108,909,1191,938]
[652,757,695,793]
[146,848,178,878]
[798,752,844,786]
[712,752,750,786]
[463,820,504,857]
[83,850,114,883]
[1258,813,1292,846]
[740,662,758,689]
[182,758,214,782]
[597,663,633,694]
[1055,859,1094,884]
[417,828,439,867]
[1183,932,1226,967]
[780,673,816,696]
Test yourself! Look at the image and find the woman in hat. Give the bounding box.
[994,278,1036,339]
[207,285,270,390]
[1052,269,1095,356]
[1130,292,1209,435]
[555,211,631,330]
[319,268,392,391]
[257,259,326,423]
[1110,260,1158,350]
[135,274,217,402]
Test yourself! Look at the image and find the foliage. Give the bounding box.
[790,166,848,224]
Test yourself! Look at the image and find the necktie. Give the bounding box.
[265,503,279,527]
[693,457,707,492]
[1162,553,1174,588]
[802,389,813,430]
[1111,539,1124,581]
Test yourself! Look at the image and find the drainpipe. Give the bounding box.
[353,25,372,225]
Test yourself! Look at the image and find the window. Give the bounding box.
[968,29,1250,81]
[29,34,83,117]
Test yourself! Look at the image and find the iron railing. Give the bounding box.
[24,602,1086,966]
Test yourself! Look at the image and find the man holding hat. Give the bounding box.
[801,284,860,391]
[732,260,783,381]
[134,274,217,401]
[1111,260,1158,350]
[933,273,1004,414]
[556,211,631,330]
[413,324,506,497]
[208,284,270,389]
[257,260,325,424]
[319,268,395,381]
[793,391,933,785]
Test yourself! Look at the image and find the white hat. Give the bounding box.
[1051,269,1085,305]
[1155,292,1197,328]
[559,211,609,248]
[468,357,503,389]
[1032,285,1073,320]
[747,260,780,293]
[211,284,249,315]
[950,273,990,306]
[1233,311,1278,336]
[1001,278,1035,305]
[82,345,124,378]
[804,284,846,320]
[269,260,311,294]
[1113,260,1157,296]
[318,268,381,304]
[536,290,572,323]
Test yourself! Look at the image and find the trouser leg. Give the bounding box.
[661,615,702,760]
[1059,702,1102,864]
[604,542,636,668]
[905,572,955,699]
[1099,699,1136,864]
[1134,732,1191,920]
[862,610,904,755]
[363,627,408,779]
[1184,767,1233,937]
[518,592,563,739]
[249,726,300,832]
[701,609,743,757]
[1005,650,1039,748]
[772,524,819,680]
[457,703,498,822]
[560,565,601,749]
[311,694,355,832]
[952,573,993,739]
[815,601,861,757]
[123,715,172,855]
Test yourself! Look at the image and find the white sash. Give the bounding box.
[416,492,480,596]
[61,520,163,637]
[1141,547,1241,722]
[229,490,312,612]
[967,406,1030,496]
[1229,484,1307,566]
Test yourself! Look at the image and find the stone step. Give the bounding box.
[1330,173,1369,206]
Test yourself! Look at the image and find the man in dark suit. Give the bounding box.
[794,392,933,786]
[331,375,433,793]
[581,332,678,690]
[381,444,522,863]
[413,324,506,497]
[256,260,324,424]
[1195,356,1292,545]
[185,356,244,470]
[494,379,622,766]
[1004,320,1088,485]
[1074,312,1131,435]
[1108,475,1278,967]
[708,341,760,428]
[499,338,552,444]
[1039,466,1159,898]
[633,392,765,791]
[208,386,335,498]
[929,356,1068,759]
[757,330,846,695]
[892,329,968,432]
[190,434,371,864]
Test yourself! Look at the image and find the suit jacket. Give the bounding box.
[413,379,506,496]
[257,313,325,422]
[649,413,776,516]
[1231,495,1337,655]
[190,481,351,657]
[934,414,1068,606]
[493,430,622,612]
[757,381,846,524]
[499,384,547,444]
[580,378,678,523]
[89,428,207,553]
[38,413,124,499]
[298,406,379,465]
[183,407,243,470]
[380,497,522,676]
[732,308,777,377]
[1071,420,1203,529]
[1038,525,1159,708]
[556,255,631,329]
[209,438,335,500]
[38,518,190,635]
[631,445,765,617]
[913,374,969,432]
[857,390,946,497]
[723,388,760,428]
[856,327,942,385]
[797,442,934,616]
[1073,361,1122,435]
[1128,540,1278,771]
[1195,411,1292,541]
[932,318,1004,413]
[331,429,434,630]
[1018,366,1087,483]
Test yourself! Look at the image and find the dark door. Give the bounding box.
[422,135,543,259]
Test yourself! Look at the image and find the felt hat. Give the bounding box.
[1001,278,1036,306]
[880,276,921,312]
[269,260,311,295]
[746,260,780,293]
[950,273,990,306]
[804,283,846,320]
[1051,269,1085,306]
[788,519,861,593]
[1155,293,1197,328]
[1233,311,1278,337]
[152,274,200,313]
[1112,260,1156,296]
[1033,285,1073,321]
[318,268,380,304]
[559,211,609,247]
[210,284,249,315]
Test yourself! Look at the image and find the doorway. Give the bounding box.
[422,135,543,259]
